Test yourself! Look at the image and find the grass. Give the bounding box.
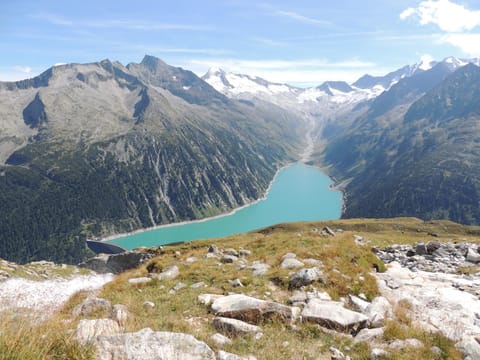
[0,217,475,359]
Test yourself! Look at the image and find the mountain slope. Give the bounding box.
[322,63,480,224]
[0,56,304,264]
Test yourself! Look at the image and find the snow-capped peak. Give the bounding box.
[418,55,435,71]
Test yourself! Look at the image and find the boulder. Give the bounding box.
[221,255,239,263]
[301,299,368,334]
[211,294,294,324]
[128,277,152,285]
[365,296,393,328]
[354,327,385,343]
[415,242,427,256]
[249,262,270,276]
[94,328,216,360]
[198,293,224,306]
[213,317,262,337]
[210,333,232,347]
[289,267,325,289]
[75,318,120,345]
[280,258,304,269]
[466,248,480,263]
[224,248,239,257]
[152,265,179,281]
[73,296,112,317]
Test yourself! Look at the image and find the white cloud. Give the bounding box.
[273,10,331,26]
[31,12,210,31]
[400,0,480,32]
[0,66,36,81]
[441,33,480,56]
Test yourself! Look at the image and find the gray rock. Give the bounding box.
[75,318,120,345]
[353,327,385,343]
[213,317,262,337]
[239,249,251,257]
[190,281,206,289]
[221,255,239,263]
[249,262,270,276]
[211,294,294,324]
[198,293,224,306]
[288,290,307,305]
[389,338,424,350]
[73,296,112,317]
[457,336,480,360]
[210,333,232,346]
[128,277,152,285]
[371,348,389,358]
[111,304,130,327]
[94,328,216,360]
[228,279,244,287]
[466,248,480,263]
[224,248,239,257]
[143,301,155,309]
[323,226,336,236]
[301,299,368,334]
[415,242,427,256]
[208,245,220,253]
[329,346,348,360]
[365,296,393,328]
[289,267,325,289]
[426,241,441,254]
[186,257,197,263]
[169,282,186,294]
[302,258,323,267]
[282,253,297,260]
[347,295,370,313]
[280,257,304,269]
[152,265,179,281]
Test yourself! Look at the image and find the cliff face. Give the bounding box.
[0,56,304,264]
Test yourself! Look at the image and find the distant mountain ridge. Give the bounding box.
[0,55,304,264]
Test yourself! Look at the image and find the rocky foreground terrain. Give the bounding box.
[1,218,480,359]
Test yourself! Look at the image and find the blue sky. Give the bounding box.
[1,0,479,86]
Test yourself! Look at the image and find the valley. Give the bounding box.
[1,55,480,264]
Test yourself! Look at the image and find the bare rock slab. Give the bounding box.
[211,294,294,324]
[302,299,368,334]
[94,328,215,360]
[213,317,262,337]
[75,318,120,345]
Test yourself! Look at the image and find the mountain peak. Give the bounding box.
[205,67,226,78]
[140,55,168,72]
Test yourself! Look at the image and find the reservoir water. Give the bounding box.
[108,163,342,250]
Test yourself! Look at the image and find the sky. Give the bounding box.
[1,0,480,87]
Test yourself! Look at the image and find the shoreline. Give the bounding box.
[101,162,293,243]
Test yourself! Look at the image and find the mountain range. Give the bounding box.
[1,54,479,263]
[0,55,304,263]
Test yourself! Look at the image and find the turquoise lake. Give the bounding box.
[108,163,342,250]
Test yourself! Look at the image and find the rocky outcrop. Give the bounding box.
[374,241,480,273]
[94,328,216,360]
[75,319,121,345]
